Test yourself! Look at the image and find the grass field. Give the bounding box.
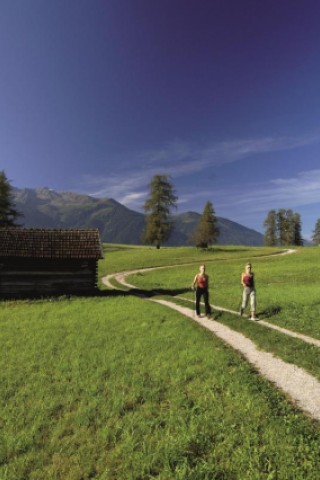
[1,244,320,479]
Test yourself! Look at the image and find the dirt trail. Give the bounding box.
[174,296,320,348]
[101,248,320,421]
[154,299,320,421]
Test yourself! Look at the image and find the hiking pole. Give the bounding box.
[191,284,198,318]
[239,285,244,317]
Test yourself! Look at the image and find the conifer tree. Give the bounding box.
[263,210,277,246]
[191,201,219,248]
[143,175,177,249]
[312,219,320,245]
[265,208,303,246]
[0,170,21,227]
[277,209,288,245]
[293,212,303,246]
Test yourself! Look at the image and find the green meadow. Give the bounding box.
[1,245,320,479]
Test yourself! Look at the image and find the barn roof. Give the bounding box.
[0,228,104,259]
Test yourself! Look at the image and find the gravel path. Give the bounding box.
[175,296,320,348]
[154,299,320,421]
[102,249,320,421]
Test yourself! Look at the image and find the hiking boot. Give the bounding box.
[240,307,244,316]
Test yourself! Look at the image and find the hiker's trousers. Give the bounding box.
[195,287,211,316]
[242,287,256,311]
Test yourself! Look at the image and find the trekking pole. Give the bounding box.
[239,285,244,317]
[193,285,196,317]
[191,284,197,318]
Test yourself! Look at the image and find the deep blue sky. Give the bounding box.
[1,0,320,238]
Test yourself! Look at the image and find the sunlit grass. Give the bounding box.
[1,296,320,479]
[2,245,320,479]
[126,247,320,337]
[99,244,281,278]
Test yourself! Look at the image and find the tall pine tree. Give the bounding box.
[263,210,277,246]
[0,170,21,227]
[277,209,288,245]
[293,212,303,246]
[143,175,177,249]
[191,201,219,248]
[312,219,320,245]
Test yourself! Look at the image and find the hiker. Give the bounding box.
[240,262,257,320]
[191,264,212,318]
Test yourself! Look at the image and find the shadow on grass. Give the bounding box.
[258,305,282,319]
[96,286,191,299]
[0,287,191,302]
[143,288,191,298]
[212,310,224,320]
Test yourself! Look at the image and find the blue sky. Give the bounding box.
[1,0,320,238]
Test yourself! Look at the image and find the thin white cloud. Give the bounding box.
[173,168,320,237]
[80,172,148,201]
[194,168,320,237]
[223,169,320,212]
[120,191,147,205]
[140,133,320,177]
[78,132,320,212]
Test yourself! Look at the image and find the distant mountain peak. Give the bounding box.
[13,187,263,246]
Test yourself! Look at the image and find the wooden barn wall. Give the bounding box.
[0,258,98,297]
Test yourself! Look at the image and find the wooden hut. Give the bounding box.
[0,228,104,297]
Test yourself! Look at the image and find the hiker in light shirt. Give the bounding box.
[240,262,257,320]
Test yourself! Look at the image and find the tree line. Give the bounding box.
[263,208,320,246]
[143,175,320,248]
[2,168,320,247]
[263,209,303,246]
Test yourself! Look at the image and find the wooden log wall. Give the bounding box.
[0,258,99,297]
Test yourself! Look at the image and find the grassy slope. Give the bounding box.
[1,245,320,479]
[126,246,320,383]
[99,244,280,276]
[126,246,320,337]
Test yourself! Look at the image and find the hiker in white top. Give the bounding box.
[240,262,257,320]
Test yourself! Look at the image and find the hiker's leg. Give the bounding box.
[250,290,257,319]
[195,289,201,315]
[203,289,211,315]
[242,287,250,309]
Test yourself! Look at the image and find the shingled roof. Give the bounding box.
[0,228,104,259]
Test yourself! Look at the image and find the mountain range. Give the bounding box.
[12,187,264,246]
